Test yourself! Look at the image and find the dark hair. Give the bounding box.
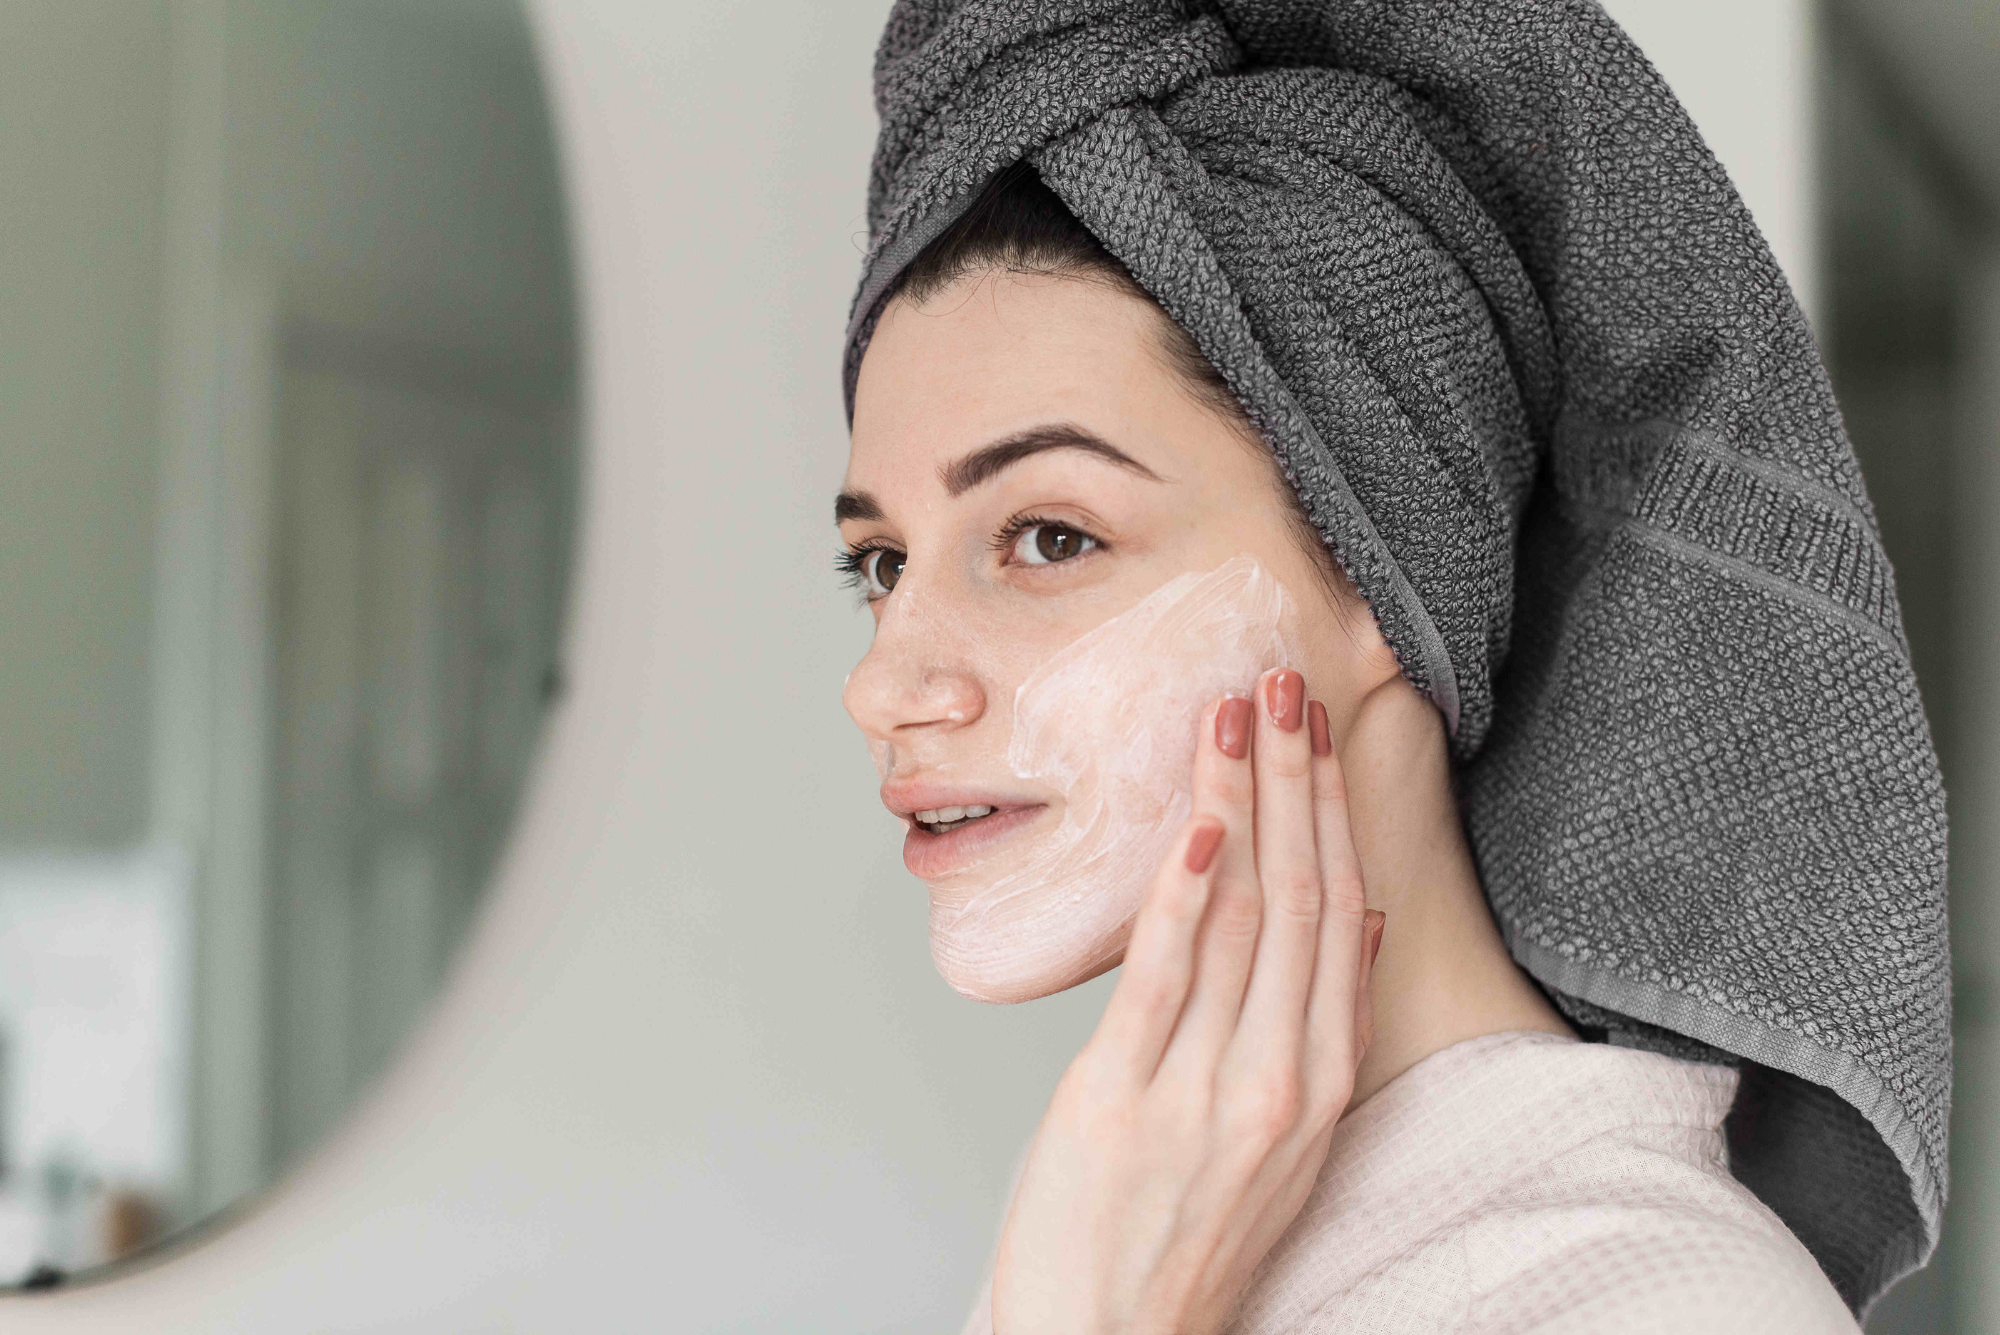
[887,162,1350,598]
[892,162,1246,427]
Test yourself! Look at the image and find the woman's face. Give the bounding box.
[842,271,1383,1004]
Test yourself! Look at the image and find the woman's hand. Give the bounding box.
[990,668,1385,1335]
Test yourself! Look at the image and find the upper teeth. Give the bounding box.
[915,804,994,825]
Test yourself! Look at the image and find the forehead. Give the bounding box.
[848,272,1186,480]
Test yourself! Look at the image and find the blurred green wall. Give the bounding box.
[0,3,172,847]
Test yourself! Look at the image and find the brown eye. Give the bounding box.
[863,548,905,595]
[1013,523,1097,566]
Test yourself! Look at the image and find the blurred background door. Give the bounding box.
[269,356,571,1172]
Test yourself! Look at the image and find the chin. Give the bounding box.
[927,896,1130,1005]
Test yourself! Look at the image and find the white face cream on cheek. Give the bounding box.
[930,555,1300,1003]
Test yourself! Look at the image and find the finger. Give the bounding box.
[1302,701,1372,1100]
[1090,815,1226,1083]
[1232,669,1324,1065]
[1157,693,1261,1076]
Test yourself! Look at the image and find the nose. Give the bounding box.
[842,595,987,746]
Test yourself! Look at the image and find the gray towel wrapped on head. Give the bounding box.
[840,0,1950,1312]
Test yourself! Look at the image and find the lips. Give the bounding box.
[879,772,1054,880]
[900,803,1048,880]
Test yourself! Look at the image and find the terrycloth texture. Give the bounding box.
[840,0,1951,1309]
[956,1033,1861,1334]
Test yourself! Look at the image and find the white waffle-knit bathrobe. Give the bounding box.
[960,1032,1858,1334]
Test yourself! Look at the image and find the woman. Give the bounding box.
[835,1,1948,1331]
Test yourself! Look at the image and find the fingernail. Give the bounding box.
[1365,910,1386,970]
[1308,700,1331,757]
[1184,820,1225,874]
[1265,669,1304,732]
[1216,696,1253,759]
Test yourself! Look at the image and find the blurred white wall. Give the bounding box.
[0,1,1817,1330]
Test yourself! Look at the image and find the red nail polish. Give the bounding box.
[1184,820,1225,874]
[1216,696,1253,759]
[1308,700,1332,757]
[1266,669,1304,732]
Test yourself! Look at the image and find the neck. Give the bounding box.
[1333,679,1574,1106]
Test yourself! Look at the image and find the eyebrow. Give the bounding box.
[833,422,1164,526]
[834,490,883,523]
[939,422,1164,497]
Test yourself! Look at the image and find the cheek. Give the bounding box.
[928,555,1299,1002]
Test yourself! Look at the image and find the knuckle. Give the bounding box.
[1236,1073,1304,1144]
[1132,976,1180,1018]
[1209,766,1255,808]
[1156,877,1207,924]
[1266,1080,1304,1132]
[1320,873,1369,919]
[1082,1100,1140,1146]
[1270,870,1323,920]
[1208,886,1263,940]
[1265,751,1313,783]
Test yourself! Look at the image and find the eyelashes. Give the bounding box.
[838,512,1106,602]
[993,514,1100,566]
[835,541,903,598]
